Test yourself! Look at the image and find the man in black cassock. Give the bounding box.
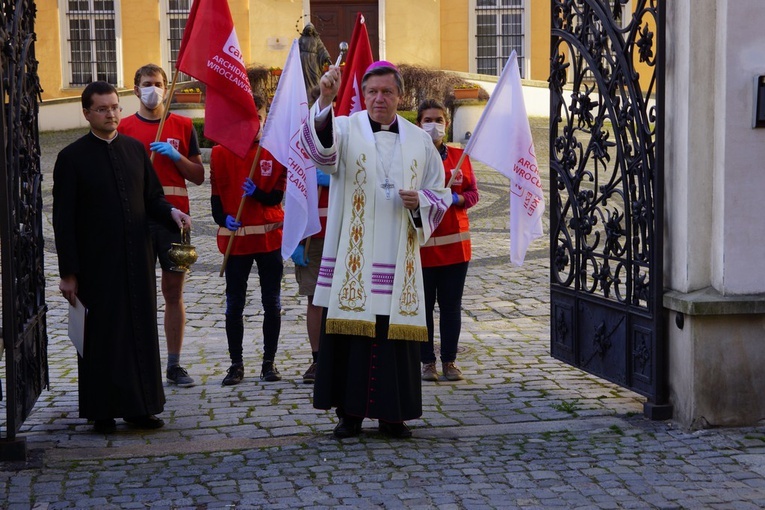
[53,81,191,434]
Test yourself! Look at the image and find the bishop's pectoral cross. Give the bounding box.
[381,178,395,200]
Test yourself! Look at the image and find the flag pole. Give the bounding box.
[302,43,348,258]
[151,67,182,163]
[219,144,263,277]
[446,150,469,188]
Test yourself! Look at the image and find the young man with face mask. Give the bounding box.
[119,64,205,388]
[416,99,480,383]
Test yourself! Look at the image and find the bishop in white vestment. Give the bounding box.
[301,61,451,439]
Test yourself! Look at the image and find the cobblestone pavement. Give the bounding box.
[2,126,765,509]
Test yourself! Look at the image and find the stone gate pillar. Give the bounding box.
[663,0,765,428]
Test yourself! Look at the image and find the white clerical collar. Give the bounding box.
[91,131,119,144]
[369,116,399,133]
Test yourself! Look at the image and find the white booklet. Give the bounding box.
[68,297,86,357]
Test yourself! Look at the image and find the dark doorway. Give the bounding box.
[309,1,379,61]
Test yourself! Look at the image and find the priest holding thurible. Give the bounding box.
[300,61,452,439]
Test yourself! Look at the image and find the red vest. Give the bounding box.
[210,143,286,255]
[315,185,329,239]
[119,113,194,213]
[420,146,475,267]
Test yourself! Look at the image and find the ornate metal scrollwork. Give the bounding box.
[1,0,48,447]
[551,0,660,310]
[550,1,668,414]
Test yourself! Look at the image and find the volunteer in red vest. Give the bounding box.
[210,94,286,385]
[416,99,480,382]
[119,64,204,388]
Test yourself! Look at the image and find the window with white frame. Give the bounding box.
[64,0,118,86]
[166,0,193,82]
[475,0,525,78]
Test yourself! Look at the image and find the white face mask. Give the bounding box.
[139,86,165,109]
[421,122,446,142]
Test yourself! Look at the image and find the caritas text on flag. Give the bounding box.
[176,0,259,158]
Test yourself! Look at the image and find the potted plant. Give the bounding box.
[174,87,203,103]
[453,84,480,100]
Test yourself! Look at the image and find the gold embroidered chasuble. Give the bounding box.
[302,106,451,341]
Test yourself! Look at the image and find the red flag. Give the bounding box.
[335,13,374,116]
[176,0,259,158]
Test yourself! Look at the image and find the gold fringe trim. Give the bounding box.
[388,324,428,342]
[326,318,376,338]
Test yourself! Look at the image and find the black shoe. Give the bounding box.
[260,361,282,382]
[333,417,362,439]
[378,421,412,439]
[166,365,196,387]
[123,415,164,429]
[302,362,318,384]
[222,363,244,386]
[92,418,116,434]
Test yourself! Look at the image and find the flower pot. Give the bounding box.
[174,92,202,103]
[453,88,480,100]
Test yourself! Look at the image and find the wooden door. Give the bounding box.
[309,1,379,61]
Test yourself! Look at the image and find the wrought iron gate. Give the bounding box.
[549,0,670,419]
[0,0,48,460]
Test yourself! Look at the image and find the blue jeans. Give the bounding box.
[224,249,283,364]
[420,261,469,363]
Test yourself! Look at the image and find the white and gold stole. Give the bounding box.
[303,108,450,341]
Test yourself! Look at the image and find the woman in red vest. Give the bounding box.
[416,99,480,382]
[210,95,287,385]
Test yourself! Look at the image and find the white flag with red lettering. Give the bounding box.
[464,51,545,266]
[176,0,258,157]
[260,39,321,260]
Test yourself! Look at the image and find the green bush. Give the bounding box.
[192,118,215,148]
[397,64,488,111]
[398,110,417,124]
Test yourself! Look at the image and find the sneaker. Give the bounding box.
[222,363,244,386]
[421,362,438,381]
[260,361,282,382]
[167,365,195,388]
[303,362,318,384]
[442,361,464,381]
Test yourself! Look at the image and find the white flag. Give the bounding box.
[464,51,545,266]
[261,39,321,260]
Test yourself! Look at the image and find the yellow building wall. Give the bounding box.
[242,0,302,69]
[121,1,161,87]
[384,0,441,67]
[440,0,470,72]
[528,1,551,82]
[37,2,70,100]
